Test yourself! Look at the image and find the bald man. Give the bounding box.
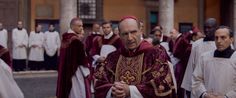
[94,16,176,98]
[56,18,91,98]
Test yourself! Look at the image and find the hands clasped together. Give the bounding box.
[111,81,130,98]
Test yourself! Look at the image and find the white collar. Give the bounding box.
[92,32,100,35]
[177,33,182,39]
[68,29,75,34]
[104,32,113,39]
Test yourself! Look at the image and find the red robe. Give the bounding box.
[173,33,192,98]
[85,33,102,64]
[0,45,12,68]
[85,33,102,54]
[56,32,91,98]
[90,33,123,57]
[94,41,176,98]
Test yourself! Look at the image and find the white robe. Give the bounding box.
[28,31,44,61]
[0,29,8,48]
[44,31,61,56]
[92,32,116,67]
[12,28,28,59]
[192,51,236,98]
[69,66,90,98]
[0,59,24,98]
[181,39,216,91]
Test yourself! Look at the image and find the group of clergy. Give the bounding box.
[85,16,236,98]
[151,18,236,98]
[0,21,61,71]
[0,16,236,98]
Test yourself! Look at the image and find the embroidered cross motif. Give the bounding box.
[115,54,144,85]
[120,71,135,84]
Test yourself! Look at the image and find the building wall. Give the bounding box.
[103,0,147,30]
[30,0,60,30]
[174,0,199,30]
[29,0,222,32]
[205,0,220,24]
[0,0,19,31]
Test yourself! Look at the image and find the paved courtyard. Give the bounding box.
[14,71,58,98]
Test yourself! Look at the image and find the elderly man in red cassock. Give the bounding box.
[56,17,91,98]
[94,16,176,98]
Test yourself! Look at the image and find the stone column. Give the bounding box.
[60,0,77,34]
[158,0,174,35]
[234,0,236,48]
[19,0,29,31]
[199,0,204,30]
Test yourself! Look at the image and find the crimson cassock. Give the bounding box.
[0,45,12,68]
[172,32,192,98]
[85,33,102,63]
[89,33,123,57]
[85,33,102,54]
[95,41,176,98]
[56,33,91,98]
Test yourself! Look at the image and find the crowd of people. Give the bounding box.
[0,16,235,98]
[0,21,61,71]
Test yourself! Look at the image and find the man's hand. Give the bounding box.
[31,45,38,48]
[204,93,215,98]
[120,81,130,97]
[19,44,26,48]
[97,56,106,63]
[111,81,130,98]
[214,96,225,98]
[204,93,225,98]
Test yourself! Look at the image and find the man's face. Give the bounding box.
[139,22,144,33]
[154,30,162,41]
[93,24,100,33]
[78,30,85,41]
[204,25,215,37]
[102,23,112,35]
[17,21,23,29]
[0,23,3,30]
[36,25,42,32]
[49,25,55,31]
[119,19,142,50]
[113,27,119,35]
[204,19,217,37]
[169,29,179,40]
[72,20,83,34]
[215,28,233,51]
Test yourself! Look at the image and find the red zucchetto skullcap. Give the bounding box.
[192,26,201,33]
[120,16,138,22]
